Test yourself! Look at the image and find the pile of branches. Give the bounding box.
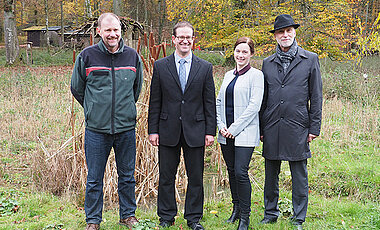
[68,16,144,38]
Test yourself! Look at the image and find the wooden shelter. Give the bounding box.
[22,26,63,47]
[68,17,144,50]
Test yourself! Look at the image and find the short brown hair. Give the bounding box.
[173,21,194,37]
[234,37,255,55]
[97,13,120,29]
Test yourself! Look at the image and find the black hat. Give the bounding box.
[269,14,300,33]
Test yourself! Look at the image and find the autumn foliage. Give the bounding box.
[0,0,377,61]
[166,0,380,60]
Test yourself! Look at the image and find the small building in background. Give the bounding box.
[22,26,64,47]
[22,17,144,50]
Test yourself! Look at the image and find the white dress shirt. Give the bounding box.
[174,51,192,82]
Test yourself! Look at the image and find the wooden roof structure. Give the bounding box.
[69,16,144,38]
[22,26,62,31]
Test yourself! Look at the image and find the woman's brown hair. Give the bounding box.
[234,37,254,54]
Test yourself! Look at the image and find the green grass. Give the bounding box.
[0,46,226,67]
[0,189,378,229]
[0,48,74,66]
[193,50,226,66]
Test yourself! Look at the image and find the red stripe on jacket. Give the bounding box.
[86,66,137,76]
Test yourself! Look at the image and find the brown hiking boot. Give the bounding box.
[119,216,139,228]
[85,223,100,230]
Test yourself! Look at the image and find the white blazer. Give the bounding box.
[216,67,264,147]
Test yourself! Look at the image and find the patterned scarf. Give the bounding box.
[276,39,298,73]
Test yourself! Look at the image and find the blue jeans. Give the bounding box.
[84,128,137,224]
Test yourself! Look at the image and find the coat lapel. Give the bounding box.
[273,55,282,67]
[283,48,308,81]
[184,55,200,93]
[166,54,181,89]
[284,56,302,79]
[271,55,285,83]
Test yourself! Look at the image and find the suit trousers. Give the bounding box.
[220,138,254,214]
[263,159,308,223]
[157,131,205,224]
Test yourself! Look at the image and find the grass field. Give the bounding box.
[0,52,379,229]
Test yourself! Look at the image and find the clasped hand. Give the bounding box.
[220,127,234,139]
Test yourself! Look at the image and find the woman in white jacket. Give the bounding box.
[216,37,264,230]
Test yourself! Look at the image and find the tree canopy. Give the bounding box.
[167,0,379,59]
[2,0,380,61]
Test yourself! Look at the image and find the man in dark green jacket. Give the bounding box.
[71,13,143,230]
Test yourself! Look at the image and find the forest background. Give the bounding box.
[0,0,379,229]
[1,0,380,62]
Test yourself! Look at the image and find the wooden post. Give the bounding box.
[90,32,94,46]
[72,44,76,155]
[73,47,76,64]
[25,44,29,65]
[25,42,33,65]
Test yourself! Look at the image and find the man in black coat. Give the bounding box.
[259,14,323,229]
[148,21,216,230]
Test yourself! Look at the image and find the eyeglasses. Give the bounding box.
[176,36,194,41]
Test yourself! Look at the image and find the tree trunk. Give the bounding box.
[21,0,25,27]
[74,0,78,26]
[4,0,19,65]
[144,0,148,23]
[34,9,38,25]
[158,0,166,43]
[136,0,139,21]
[85,0,92,18]
[93,0,99,17]
[61,0,64,46]
[113,0,122,16]
[45,0,50,52]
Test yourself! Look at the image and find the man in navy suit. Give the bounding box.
[148,21,216,230]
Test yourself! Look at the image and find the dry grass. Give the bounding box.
[322,97,379,145]
[0,66,75,191]
[0,35,227,208]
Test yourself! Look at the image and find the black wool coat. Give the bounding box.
[259,47,323,161]
[148,53,216,147]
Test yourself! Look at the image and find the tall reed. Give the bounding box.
[27,32,227,208]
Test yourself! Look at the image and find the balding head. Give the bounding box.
[98,13,120,29]
[96,13,122,53]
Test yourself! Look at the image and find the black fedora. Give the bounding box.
[269,14,300,33]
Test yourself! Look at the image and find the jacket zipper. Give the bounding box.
[111,55,115,134]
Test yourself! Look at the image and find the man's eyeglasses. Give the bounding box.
[176,36,194,41]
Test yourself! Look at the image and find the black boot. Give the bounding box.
[226,204,240,223]
[236,213,250,230]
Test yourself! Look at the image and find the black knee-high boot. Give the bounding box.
[226,204,240,223]
[237,213,250,230]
